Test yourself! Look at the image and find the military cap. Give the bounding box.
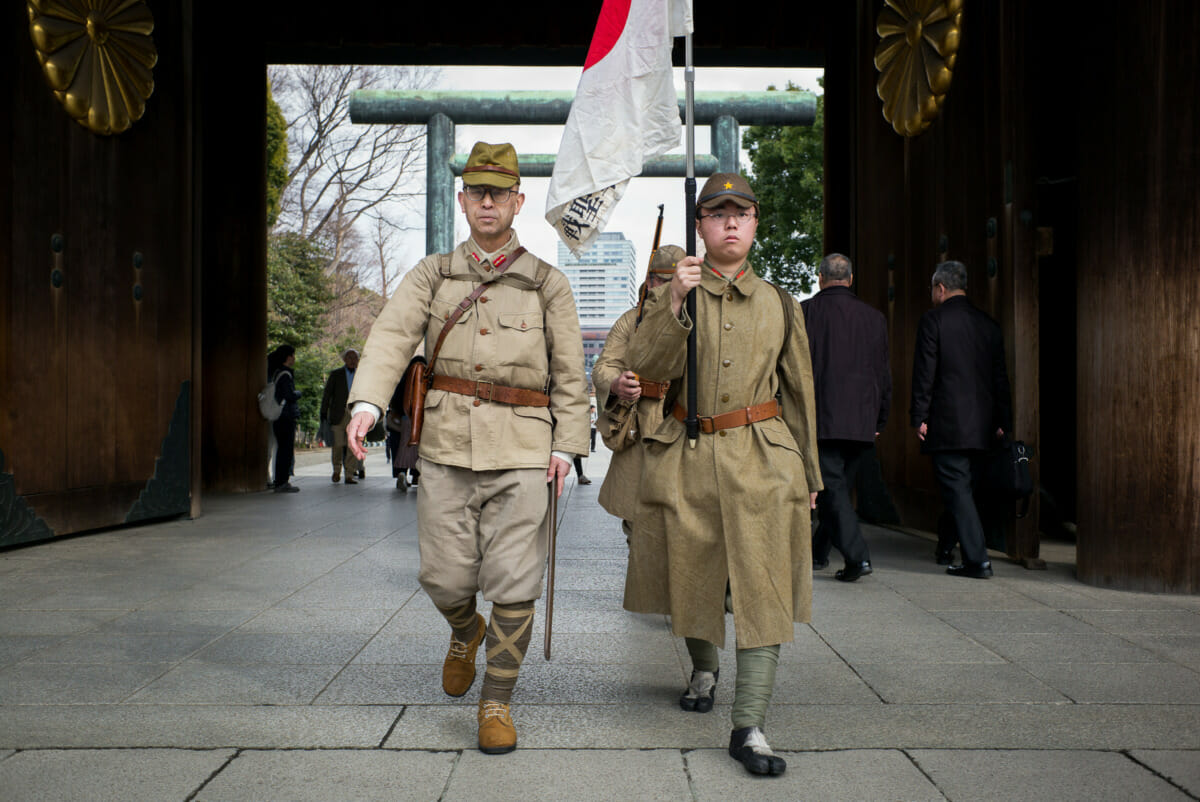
[462,142,520,188]
[648,244,686,275]
[697,172,758,209]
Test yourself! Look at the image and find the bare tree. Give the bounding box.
[269,64,433,301]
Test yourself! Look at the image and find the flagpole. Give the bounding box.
[684,30,699,448]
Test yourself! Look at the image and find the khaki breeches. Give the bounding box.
[416,459,550,607]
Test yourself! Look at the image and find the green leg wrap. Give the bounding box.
[685,637,720,673]
[731,644,781,730]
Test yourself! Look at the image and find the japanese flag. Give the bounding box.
[546,0,693,256]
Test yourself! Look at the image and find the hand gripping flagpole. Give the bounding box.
[684,31,699,448]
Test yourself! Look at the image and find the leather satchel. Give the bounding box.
[600,401,639,452]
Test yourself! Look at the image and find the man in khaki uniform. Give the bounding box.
[626,174,821,776]
[345,142,589,755]
[593,244,683,611]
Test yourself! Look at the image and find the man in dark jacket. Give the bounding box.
[802,253,891,582]
[320,347,362,484]
[910,261,1012,578]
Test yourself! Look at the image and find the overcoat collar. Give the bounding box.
[699,258,762,297]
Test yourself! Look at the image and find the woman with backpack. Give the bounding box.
[267,344,302,493]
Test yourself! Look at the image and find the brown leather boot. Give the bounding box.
[477,700,517,754]
[441,613,484,697]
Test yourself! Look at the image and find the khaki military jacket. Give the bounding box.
[626,262,822,649]
[349,233,590,470]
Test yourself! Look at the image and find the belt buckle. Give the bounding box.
[475,380,495,402]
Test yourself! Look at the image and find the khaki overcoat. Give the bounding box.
[349,233,590,469]
[627,262,822,649]
[592,307,672,613]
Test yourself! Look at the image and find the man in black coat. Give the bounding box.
[910,261,1012,578]
[321,347,363,484]
[802,253,891,582]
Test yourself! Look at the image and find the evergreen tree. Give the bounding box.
[266,78,288,228]
[744,80,824,295]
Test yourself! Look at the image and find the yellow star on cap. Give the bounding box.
[724,181,733,189]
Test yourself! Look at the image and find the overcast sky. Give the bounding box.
[393,64,823,276]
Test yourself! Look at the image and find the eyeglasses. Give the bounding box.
[698,210,757,223]
[462,185,518,203]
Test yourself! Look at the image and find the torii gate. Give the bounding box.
[349,90,815,254]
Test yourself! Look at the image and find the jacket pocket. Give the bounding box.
[498,311,544,333]
[430,298,474,326]
[513,405,553,425]
[424,388,448,410]
[759,419,801,455]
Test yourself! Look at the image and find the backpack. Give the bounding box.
[258,371,284,421]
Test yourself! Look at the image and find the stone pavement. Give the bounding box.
[1,445,1199,801]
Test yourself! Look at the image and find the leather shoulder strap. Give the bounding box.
[425,247,527,380]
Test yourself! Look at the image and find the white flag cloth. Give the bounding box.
[546,0,693,256]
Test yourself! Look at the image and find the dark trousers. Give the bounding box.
[272,417,296,487]
[813,440,872,566]
[931,450,990,565]
[574,455,585,477]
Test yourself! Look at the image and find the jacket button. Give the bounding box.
[723,359,731,367]
[480,328,489,335]
[475,364,483,371]
[719,430,727,437]
[723,322,732,330]
[444,313,450,320]
[480,297,489,303]
[726,292,733,301]
[473,399,481,407]
[722,394,730,402]
[521,322,527,329]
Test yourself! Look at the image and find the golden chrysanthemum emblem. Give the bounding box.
[27,0,157,136]
[874,0,963,137]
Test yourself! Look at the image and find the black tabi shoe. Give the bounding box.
[728,726,787,776]
[946,560,993,579]
[813,558,829,571]
[935,548,955,566]
[679,669,718,713]
[835,560,873,582]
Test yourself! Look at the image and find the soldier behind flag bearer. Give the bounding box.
[625,174,822,776]
[592,243,683,594]
[344,142,589,755]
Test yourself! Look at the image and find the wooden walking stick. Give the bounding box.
[543,481,559,659]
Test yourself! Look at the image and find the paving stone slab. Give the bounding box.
[0,662,171,704]
[933,610,1100,635]
[20,632,218,665]
[969,632,1166,664]
[1129,750,1200,798]
[233,607,397,635]
[852,662,1070,704]
[0,748,236,802]
[686,748,944,801]
[0,610,124,636]
[1018,662,1200,704]
[444,749,690,802]
[190,632,374,664]
[909,749,1191,801]
[95,609,259,635]
[196,749,455,801]
[0,705,401,749]
[127,663,344,704]
[1067,609,1200,635]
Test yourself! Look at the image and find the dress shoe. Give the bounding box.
[946,560,993,579]
[578,476,592,485]
[477,700,517,754]
[273,482,300,494]
[331,471,340,483]
[728,726,786,776]
[679,668,718,713]
[812,558,829,571]
[343,477,358,485]
[935,548,955,566]
[835,560,873,582]
[442,613,485,697]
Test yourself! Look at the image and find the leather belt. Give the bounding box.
[672,399,780,433]
[638,379,670,399]
[431,375,550,407]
